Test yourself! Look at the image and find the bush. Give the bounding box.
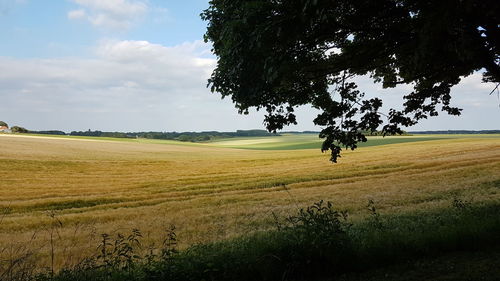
[11,126,28,133]
[25,202,500,281]
[177,134,192,142]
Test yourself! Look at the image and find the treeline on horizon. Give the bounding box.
[25,130,392,142]
[18,129,500,143]
[411,130,500,134]
[27,129,279,142]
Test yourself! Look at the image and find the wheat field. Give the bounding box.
[0,134,499,269]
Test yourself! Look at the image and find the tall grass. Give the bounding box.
[1,135,499,278]
[2,199,497,281]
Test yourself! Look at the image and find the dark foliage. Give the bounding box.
[411,130,500,134]
[69,129,279,142]
[31,202,500,281]
[201,0,500,162]
[30,130,67,135]
[10,126,29,133]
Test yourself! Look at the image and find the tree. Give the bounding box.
[11,126,28,133]
[0,121,8,128]
[178,134,193,142]
[201,0,499,162]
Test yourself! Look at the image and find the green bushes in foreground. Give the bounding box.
[25,201,500,281]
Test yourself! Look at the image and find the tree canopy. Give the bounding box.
[11,126,28,133]
[0,121,8,127]
[202,0,500,162]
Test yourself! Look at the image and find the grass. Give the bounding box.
[16,132,500,150]
[5,133,203,146]
[336,250,500,281]
[206,134,447,150]
[207,133,500,150]
[30,201,500,281]
[0,133,499,276]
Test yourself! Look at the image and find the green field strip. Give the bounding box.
[6,133,499,151]
[210,136,448,150]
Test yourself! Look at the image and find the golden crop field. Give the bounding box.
[0,134,499,269]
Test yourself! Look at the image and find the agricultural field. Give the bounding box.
[207,133,470,150]
[0,133,499,274]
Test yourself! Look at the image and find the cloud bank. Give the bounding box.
[0,40,248,131]
[0,39,498,132]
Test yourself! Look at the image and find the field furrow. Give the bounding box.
[0,134,499,270]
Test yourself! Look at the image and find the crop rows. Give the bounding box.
[0,135,499,270]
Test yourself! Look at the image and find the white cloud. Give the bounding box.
[0,40,215,96]
[67,9,86,19]
[0,40,270,131]
[0,40,498,132]
[68,0,148,30]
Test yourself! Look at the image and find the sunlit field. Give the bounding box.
[0,133,499,270]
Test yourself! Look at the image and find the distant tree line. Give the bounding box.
[13,127,499,140]
[67,129,414,141]
[282,131,320,134]
[283,130,410,136]
[11,126,28,133]
[67,129,279,142]
[411,130,500,134]
[360,130,410,136]
[0,121,29,133]
[29,130,67,135]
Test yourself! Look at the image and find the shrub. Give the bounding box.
[12,202,500,281]
[11,126,28,133]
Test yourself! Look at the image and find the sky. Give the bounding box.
[0,0,498,133]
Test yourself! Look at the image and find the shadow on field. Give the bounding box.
[2,198,500,281]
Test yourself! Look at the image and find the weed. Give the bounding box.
[44,210,63,277]
[367,199,384,230]
[96,229,143,270]
[285,200,351,237]
[0,232,40,281]
[160,225,178,260]
[452,197,473,211]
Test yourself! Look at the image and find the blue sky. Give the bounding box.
[0,0,498,132]
[0,0,208,58]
